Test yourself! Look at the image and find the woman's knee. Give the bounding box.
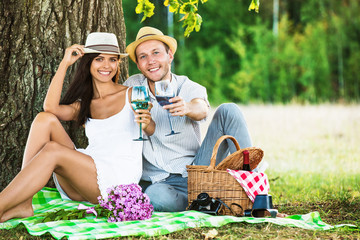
[40,141,63,159]
[33,112,60,127]
[26,141,63,169]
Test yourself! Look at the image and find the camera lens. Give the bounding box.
[197,193,211,206]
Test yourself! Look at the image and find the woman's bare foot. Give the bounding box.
[0,201,34,223]
[276,212,288,218]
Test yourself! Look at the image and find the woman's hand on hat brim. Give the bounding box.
[62,44,85,68]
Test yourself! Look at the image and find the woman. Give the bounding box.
[0,32,155,222]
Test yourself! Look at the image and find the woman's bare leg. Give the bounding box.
[0,141,100,222]
[0,112,76,222]
[22,112,75,168]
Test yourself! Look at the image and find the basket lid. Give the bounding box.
[215,147,264,171]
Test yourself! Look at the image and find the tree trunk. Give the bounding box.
[0,0,128,191]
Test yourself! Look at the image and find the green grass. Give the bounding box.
[1,104,359,239]
[271,172,360,225]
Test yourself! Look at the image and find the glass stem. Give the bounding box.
[167,112,174,132]
[139,122,143,139]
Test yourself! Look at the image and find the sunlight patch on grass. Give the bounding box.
[203,104,360,174]
[238,104,360,174]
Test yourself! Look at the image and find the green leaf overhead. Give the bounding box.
[135,0,260,37]
[136,0,155,22]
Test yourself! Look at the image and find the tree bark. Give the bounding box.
[0,0,128,191]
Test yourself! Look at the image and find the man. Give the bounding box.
[124,26,252,212]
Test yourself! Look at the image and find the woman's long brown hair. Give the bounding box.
[60,53,120,126]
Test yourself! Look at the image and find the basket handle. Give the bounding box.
[206,135,241,171]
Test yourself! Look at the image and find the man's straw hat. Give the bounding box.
[84,32,128,58]
[126,26,177,63]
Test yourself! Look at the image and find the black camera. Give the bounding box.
[188,193,223,215]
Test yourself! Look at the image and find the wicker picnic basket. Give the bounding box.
[187,135,264,216]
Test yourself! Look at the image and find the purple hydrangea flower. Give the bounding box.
[98,183,154,222]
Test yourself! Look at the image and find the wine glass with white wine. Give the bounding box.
[131,85,150,141]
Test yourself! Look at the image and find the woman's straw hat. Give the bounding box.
[84,32,128,58]
[126,26,177,63]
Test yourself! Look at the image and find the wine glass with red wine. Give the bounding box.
[155,80,180,136]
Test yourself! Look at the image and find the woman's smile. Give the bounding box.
[90,54,119,82]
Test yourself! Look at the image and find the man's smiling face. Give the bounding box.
[135,39,174,83]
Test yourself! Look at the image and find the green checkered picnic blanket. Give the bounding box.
[0,188,355,240]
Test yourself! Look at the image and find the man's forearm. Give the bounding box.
[185,98,209,121]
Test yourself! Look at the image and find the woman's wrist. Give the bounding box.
[143,119,155,136]
[59,60,71,69]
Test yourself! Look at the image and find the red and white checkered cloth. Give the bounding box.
[226,169,270,203]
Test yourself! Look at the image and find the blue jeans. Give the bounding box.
[140,174,188,212]
[144,103,252,212]
[194,103,252,166]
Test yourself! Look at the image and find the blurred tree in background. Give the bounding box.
[123,0,360,104]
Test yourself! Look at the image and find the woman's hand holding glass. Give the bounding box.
[134,102,153,131]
